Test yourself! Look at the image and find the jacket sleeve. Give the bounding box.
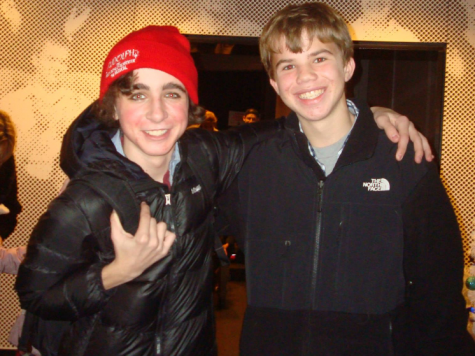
[400,162,475,355]
[199,120,280,197]
[199,122,281,242]
[15,187,113,321]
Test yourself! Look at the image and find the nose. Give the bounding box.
[296,63,317,84]
[147,96,167,122]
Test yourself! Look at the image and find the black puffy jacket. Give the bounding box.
[15,104,275,356]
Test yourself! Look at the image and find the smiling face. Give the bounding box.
[269,33,355,129]
[115,68,189,170]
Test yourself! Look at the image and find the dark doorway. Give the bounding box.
[349,41,446,161]
[187,35,275,130]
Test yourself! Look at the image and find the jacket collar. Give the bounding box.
[282,98,379,176]
[335,98,379,169]
[283,112,327,180]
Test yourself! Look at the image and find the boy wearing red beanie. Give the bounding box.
[16,24,431,356]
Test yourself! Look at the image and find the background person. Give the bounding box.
[200,110,219,131]
[242,108,260,124]
[0,110,21,244]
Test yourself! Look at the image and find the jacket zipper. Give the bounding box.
[388,320,394,356]
[311,179,324,309]
[156,187,178,356]
[303,180,324,356]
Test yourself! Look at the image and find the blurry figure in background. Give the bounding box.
[0,38,91,254]
[1,243,37,356]
[0,4,91,181]
[242,108,260,124]
[0,245,25,274]
[0,110,34,355]
[200,110,219,131]
[0,110,21,244]
[1,244,34,356]
[0,39,90,181]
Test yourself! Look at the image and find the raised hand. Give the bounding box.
[101,202,176,290]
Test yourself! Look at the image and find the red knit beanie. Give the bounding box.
[99,26,198,104]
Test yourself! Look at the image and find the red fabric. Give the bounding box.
[99,26,198,104]
[163,170,171,189]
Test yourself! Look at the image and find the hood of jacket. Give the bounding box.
[60,102,150,182]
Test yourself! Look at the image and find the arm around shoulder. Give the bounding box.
[371,106,434,163]
[194,119,281,195]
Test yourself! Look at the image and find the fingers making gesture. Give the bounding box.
[101,202,176,290]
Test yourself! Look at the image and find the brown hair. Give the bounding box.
[0,110,16,165]
[92,71,205,128]
[259,2,353,79]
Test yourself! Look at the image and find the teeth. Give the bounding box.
[299,89,324,100]
[145,130,167,137]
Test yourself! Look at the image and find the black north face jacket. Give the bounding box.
[15,104,276,356]
[220,100,475,356]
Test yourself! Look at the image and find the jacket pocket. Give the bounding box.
[246,236,313,309]
[333,203,405,314]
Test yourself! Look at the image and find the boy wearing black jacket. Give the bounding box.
[221,3,475,355]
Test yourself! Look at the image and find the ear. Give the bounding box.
[269,78,280,96]
[114,106,119,121]
[344,58,356,82]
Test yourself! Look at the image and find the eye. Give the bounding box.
[282,64,295,71]
[130,92,145,100]
[165,92,181,99]
[314,57,326,63]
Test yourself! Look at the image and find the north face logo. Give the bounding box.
[362,178,390,191]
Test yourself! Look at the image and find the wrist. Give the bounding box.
[101,260,138,290]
